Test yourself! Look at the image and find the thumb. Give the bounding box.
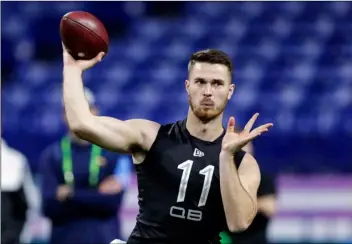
[90,52,105,65]
[227,116,236,133]
[96,52,105,62]
[90,52,105,64]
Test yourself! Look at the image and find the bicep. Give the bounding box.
[238,153,261,201]
[74,116,159,154]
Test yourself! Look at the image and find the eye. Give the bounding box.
[212,79,224,87]
[195,79,206,84]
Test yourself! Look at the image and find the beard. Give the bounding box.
[189,96,227,122]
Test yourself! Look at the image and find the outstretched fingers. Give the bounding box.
[244,113,259,133]
[250,123,273,136]
[243,123,273,142]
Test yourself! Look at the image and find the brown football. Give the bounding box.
[60,11,109,60]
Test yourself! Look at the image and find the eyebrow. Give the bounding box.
[195,78,225,83]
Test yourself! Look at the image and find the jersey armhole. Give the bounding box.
[136,124,167,166]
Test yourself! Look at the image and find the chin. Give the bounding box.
[189,97,227,122]
[194,108,222,122]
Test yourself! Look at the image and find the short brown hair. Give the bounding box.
[188,49,233,79]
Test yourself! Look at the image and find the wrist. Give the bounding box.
[220,150,234,161]
[63,65,83,76]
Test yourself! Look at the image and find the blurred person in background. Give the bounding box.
[220,136,277,244]
[1,139,41,244]
[37,88,131,244]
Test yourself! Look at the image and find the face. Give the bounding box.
[186,62,235,122]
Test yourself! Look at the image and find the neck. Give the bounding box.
[186,108,224,142]
[68,132,90,145]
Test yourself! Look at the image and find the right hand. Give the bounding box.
[62,43,105,72]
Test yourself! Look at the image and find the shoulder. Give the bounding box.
[125,119,161,134]
[131,119,186,149]
[158,120,188,141]
[126,119,184,136]
[131,120,185,164]
[125,119,161,151]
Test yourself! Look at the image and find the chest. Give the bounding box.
[153,139,222,204]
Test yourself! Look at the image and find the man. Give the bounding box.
[61,46,273,243]
[38,89,129,244]
[220,141,277,244]
[1,139,41,244]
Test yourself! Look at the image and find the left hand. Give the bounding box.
[222,113,273,154]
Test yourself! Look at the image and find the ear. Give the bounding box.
[228,83,235,100]
[185,79,190,95]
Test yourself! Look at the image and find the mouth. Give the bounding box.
[200,100,214,107]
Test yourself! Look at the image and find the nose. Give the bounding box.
[203,84,212,97]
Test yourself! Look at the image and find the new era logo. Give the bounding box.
[193,148,204,157]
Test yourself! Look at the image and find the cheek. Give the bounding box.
[218,88,230,100]
[189,88,200,97]
[216,89,229,100]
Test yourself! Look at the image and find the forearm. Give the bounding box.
[219,151,257,231]
[63,66,92,129]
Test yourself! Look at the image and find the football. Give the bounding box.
[60,11,109,60]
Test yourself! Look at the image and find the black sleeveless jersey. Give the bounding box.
[127,119,246,244]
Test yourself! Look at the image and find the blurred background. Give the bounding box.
[1,1,352,244]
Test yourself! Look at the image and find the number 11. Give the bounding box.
[176,160,215,207]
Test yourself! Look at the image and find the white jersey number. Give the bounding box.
[170,160,215,221]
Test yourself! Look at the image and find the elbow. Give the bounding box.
[70,123,86,139]
[226,211,256,232]
[227,221,251,233]
[69,119,93,140]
